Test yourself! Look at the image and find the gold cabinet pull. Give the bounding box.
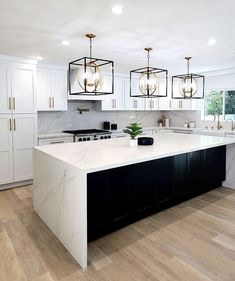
[52,97,55,108]
[13,118,16,131]
[9,97,12,110]
[13,97,15,110]
[9,119,12,131]
[49,97,51,108]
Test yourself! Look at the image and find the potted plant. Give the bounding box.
[123,123,143,146]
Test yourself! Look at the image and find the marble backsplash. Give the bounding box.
[38,100,232,134]
[38,101,162,133]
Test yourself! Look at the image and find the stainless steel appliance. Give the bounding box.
[63,129,112,142]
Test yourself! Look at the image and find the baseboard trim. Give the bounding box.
[0,180,33,191]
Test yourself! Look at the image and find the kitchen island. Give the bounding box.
[33,133,235,268]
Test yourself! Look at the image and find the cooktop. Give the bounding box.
[63,129,110,135]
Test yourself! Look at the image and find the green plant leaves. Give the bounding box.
[123,123,143,139]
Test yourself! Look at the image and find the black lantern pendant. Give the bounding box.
[130,48,168,98]
[172,57,205,99]
[68,33,114,96]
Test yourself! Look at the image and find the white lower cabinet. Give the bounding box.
[0,115,13,185]
[0,114,37,186]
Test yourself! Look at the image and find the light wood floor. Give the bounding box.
[0,186,235,281]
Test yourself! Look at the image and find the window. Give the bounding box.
[203,90,235,120]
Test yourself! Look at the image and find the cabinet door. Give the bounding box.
[87,170,110,241]
[0,115,13,185]
[12,114,37,182]
[109,166,132,227]
[158,97,171,110]
[0,64,11,114]
[203,146,226,190]
[153,157,173,210]
[170,99,181,110]
[101,77,124,110]
[144,98,159,110]
[124,78,145,110]
[36,69,52,111]
[181,99,192,110]
[52,70,68,111]
[188,151,203,196]
[173,153,189,202]
[12,64,36,113]
[131,161,154,218]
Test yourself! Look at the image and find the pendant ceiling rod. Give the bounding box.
[185,56,192,75]
[145,47,152,68]
[85,33,96,59]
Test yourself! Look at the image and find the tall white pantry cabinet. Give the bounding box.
[0,57,37,188]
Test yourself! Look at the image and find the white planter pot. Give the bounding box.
[129,139,138,147]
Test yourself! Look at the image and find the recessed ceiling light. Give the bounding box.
[207,38,217,46]
[36,56,43,60]
[112,4,123,15]
[61,40,70,46]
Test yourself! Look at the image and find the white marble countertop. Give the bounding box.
[35,133,235,173]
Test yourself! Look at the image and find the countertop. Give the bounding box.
[35,133,235,173]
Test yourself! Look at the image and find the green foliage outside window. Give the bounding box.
[204,90,223,116]
[225,91,235,115]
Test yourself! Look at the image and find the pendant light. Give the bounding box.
[69,33,114,96]
[172,57,205,99]
[130,48,168,98]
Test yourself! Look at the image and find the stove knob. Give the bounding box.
[87,137,91,141]
[94,138,98,140]
[83,138,87,141]
[104,136,108,139]
[108,135,111,138]
[100,136,104,139]
[78,138,82,142]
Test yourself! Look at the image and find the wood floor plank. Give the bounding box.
[4,218,48,281]
[0,230,28,281]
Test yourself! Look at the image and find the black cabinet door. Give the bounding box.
[131,161,154,219]
[87,170,109,241]
[188,151,203,196]
[109,166,132,229]
[173,153,189,202]
[203,146,225,190]
[153,157,173,210]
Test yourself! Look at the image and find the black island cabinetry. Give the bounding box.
[87,146,226,241]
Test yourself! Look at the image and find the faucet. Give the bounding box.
[216,115,223,130]
[226,118,234,131]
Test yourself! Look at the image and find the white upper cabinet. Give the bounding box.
[0,115,13,185]
[36,66,67,111]
[101,76,124,110]
[12,63,36,113]
[144,98,159,110]
[52,70,67,110]
[124,78,144,111]
[158,97,171,110]
[0,64,11,114]
[36,68,51,110]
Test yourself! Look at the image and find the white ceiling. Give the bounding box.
[0,0,235,74]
